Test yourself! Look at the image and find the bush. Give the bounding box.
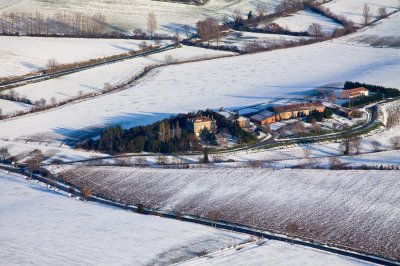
[137,204,145,214]
[81,186,92,199]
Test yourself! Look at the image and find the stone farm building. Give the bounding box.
[186,116,217,137]
[250,110,277,125]
[339,87,369,99]
[250,102,325,125]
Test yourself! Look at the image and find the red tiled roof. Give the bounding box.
[189,116,213,123]
[273,102,324,113]
[345,87,369,93]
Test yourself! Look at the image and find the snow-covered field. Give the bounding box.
[322,0,399,25]
[0,45,234,112]
[0,99,31,116]
[181,241,372,266]
[208,30,310,51]
[1,167,377,265]
[0,0,280,34]
[343,11,400,47]
[61,166,400,261]
[273,9,343,33]
[0,170,250,265]
[0,36,164,78]
[0,40,398,147]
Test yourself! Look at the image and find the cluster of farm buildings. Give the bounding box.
[250,87,368,126]
[185,87,369,135]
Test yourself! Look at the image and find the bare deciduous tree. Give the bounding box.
[249,160,262,168]
[370,140,382,152]
[352,137,362,154]
[0,147,10,161]
[26,149,44,177]
[46,58,59,71]
[378,7,388,18]
[50,97,57,105]
[279,125,286,136]
[256,2,268,17]
[183,24,191,39]
[139,40,148,50]
[233,8,242,23]
[285,222,299,243]
[329,156,343,170]
[245,41,264,53]
[390,136,400,150]
[363,4,371,26]
[173,29,181,47]
[308,23,323,37]
[303,147,312,159]
[103,82,112,92]
[196,18,220,46]
[147,12,157,38]
[340,137,351,155]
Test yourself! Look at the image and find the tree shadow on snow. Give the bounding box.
[52,112,174,147]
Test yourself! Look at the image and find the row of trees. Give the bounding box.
[0,11,107,37]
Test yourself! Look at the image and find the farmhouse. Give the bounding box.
[250,102,325,125]
[186,116,217,137]
[273,102,325,120]
[339,87,369,99]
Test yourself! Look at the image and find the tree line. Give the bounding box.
[0,11,107,37]
[78,110,256,154]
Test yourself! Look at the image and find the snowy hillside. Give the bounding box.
[0,45,234,111]
[0,0,279,34]
[61,166,400,261]
[0,99,31,116]
[344,11,400,47]
[0,170,249,265]
[273,9,343,33]
[322,0,399,25]
[0,40,398,146]
[0,37,164,78]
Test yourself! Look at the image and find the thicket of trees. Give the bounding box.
[307,108,333,122]
[196,18,221,46]
[0,11,107,37]
[78,110,256,154]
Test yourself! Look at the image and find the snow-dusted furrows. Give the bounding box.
[63,167,400,261]
[0,170,249,265]
[0,37,162,78]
